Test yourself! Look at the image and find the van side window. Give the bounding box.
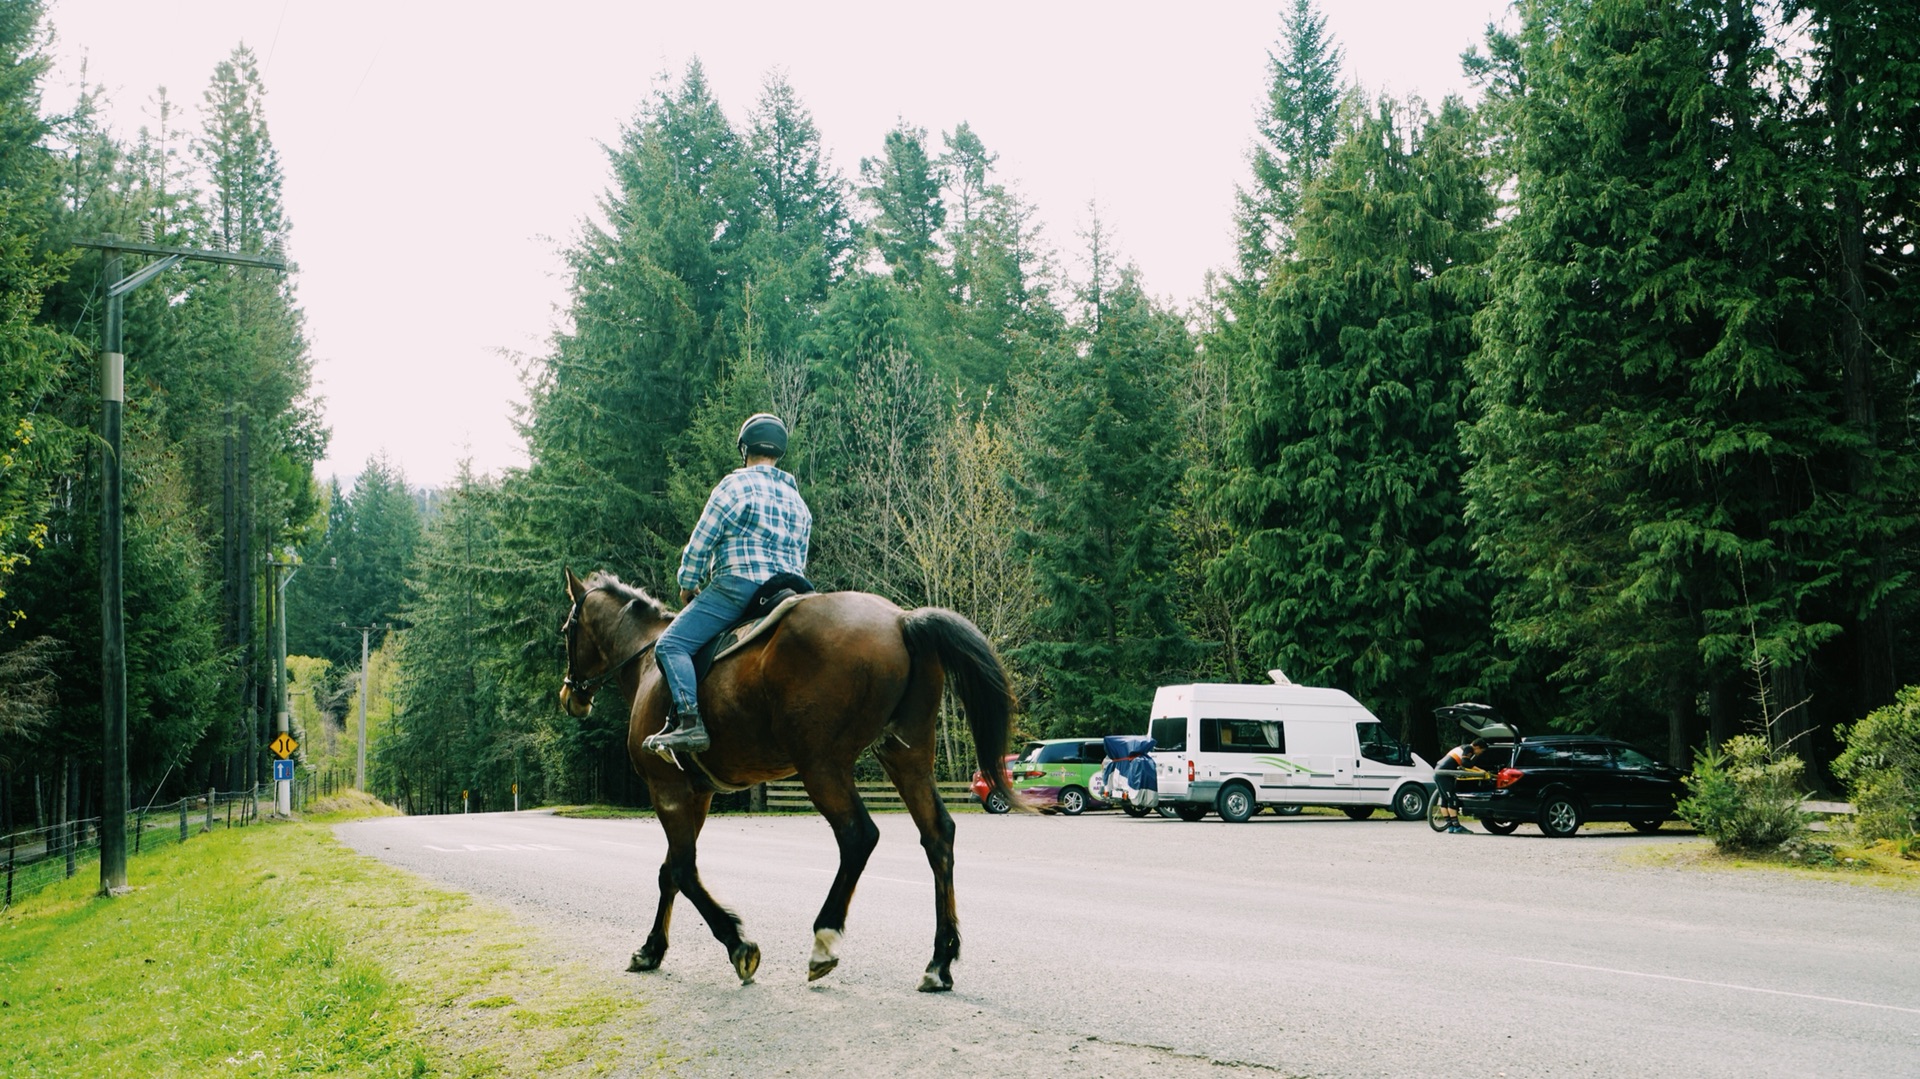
[1149,717,1187,752]
[1035,743,1081,764]
[1357,722,1409,765]
[1200,719,1284,753]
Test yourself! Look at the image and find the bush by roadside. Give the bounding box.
[1834,685,1920,853]
[1677,734,1810,853]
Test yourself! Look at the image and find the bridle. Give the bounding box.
[561,587,658,700]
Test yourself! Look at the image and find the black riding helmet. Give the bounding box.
[737,413,788,460]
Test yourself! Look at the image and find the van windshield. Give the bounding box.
[1149,717,1186,752]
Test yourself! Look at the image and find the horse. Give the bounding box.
[557,567,1019,992]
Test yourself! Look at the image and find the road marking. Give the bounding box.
[1515,957,1920,1016]
[799,866,929,888]
[423,843,572,852]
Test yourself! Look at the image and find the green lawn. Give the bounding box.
[0,792,670,1077]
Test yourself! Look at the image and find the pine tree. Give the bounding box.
[859,123,945,286]
[1010,221,1197,735]
[1463,0,1861,760]
[1233,0,1346,286]
[1215,97,1495,738]
[0,0,76,623]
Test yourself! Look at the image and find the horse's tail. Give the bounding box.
[899,607,1019,809]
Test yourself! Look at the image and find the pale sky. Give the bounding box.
[44,1,1510,490]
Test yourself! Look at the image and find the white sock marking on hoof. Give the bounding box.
[810,928,842,967]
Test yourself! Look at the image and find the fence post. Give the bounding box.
[205,788,214,833]
[135,808,143,854]
[6,833,13,908]
[179,796,188,842]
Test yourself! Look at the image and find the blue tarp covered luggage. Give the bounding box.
[1099,735,1158,804]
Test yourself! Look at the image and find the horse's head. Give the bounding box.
[559,567,670,717]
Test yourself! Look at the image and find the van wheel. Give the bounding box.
[982,791,1010,815]
[1121,802,1150,818]
[1216,784,1254,823]
[1482,819,1519,835]
[1630,819,1664,834]
[1342,806,1375,820]
[1057,786,1089,816]
[1538,794,1582,838]
[1270,804,1302,816]
[1391,784,1429,821]
[1173,803,1208,822]
[1156,804,1180,819]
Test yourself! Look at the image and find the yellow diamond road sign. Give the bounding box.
[270,732,298,759]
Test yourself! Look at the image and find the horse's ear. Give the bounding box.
[564,566,585,601]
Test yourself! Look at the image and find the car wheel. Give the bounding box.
[1156,804,1180,819]
[1342,806,1375,820]
[1391,784,1429,822]
[1481,818,1519,835]
[1216,784,1255,823]
[982,790,1010,815]
[1630,819,1664,834]
[1057,786,1089,816]
[1121,801,1150,818]
[1270,804,1303,816]
[1538,794,1582,838]
[1174,803,1208,822]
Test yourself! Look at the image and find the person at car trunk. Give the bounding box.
[1435,739,1488,834]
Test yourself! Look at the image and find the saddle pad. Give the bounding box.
[690,592,811,683]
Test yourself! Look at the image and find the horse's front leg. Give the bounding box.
[798,769,881,982]
[628,860,675,972]
[654,786,758,985]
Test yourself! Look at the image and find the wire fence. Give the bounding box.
[2,765,356,911]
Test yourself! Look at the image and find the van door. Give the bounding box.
[1149,715,1189,798]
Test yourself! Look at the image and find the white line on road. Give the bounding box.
[1515,956,1920,1016]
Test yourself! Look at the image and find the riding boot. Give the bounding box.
[647,708,711,753]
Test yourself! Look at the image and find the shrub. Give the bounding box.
[1833,685,1920,843]
[1678,734,1810,852]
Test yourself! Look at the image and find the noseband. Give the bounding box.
[562,591,659,698]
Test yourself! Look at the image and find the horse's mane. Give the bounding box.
[582,571,670,622]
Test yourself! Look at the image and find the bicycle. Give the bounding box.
[1428,767,1491,832]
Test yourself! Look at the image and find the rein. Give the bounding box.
[564,637,656,696]
[564,586,661,697]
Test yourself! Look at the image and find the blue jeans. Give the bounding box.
[656,574,759,717]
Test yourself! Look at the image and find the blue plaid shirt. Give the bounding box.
[676,464,812,592]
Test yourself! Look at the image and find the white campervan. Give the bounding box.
[1147,680,1434,822]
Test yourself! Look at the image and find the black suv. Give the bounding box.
[1453,736,1686,837]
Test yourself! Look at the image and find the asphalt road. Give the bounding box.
[335,808,1920,1078]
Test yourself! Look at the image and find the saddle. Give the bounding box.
[688,572,816,686]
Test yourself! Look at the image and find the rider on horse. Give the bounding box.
[642,413,813,755]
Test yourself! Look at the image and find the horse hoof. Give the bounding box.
[917,970,953,993]
[731,941,760,985]
[808,928,842,982]
[628,949,662,972]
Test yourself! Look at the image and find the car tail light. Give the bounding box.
[1495,768,1523,789]
[1187,760,1195,784]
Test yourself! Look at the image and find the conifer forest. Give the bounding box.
[2,0,1916,821]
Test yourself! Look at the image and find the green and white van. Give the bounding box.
[1147,680,1434,823]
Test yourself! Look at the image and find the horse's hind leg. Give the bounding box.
[628,860,675,972]
[655,788,759,984]
[798,769,880,982]
[875,737,960,992]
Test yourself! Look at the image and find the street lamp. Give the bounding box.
[74,234,288,896]
[340,622,391,791]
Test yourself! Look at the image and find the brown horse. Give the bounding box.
[558,568,1018,991]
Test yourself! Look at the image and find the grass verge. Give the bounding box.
[1627,834,1920,889]
[0,791,669,1077]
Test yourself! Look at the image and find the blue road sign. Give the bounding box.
[273,759,294,781]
